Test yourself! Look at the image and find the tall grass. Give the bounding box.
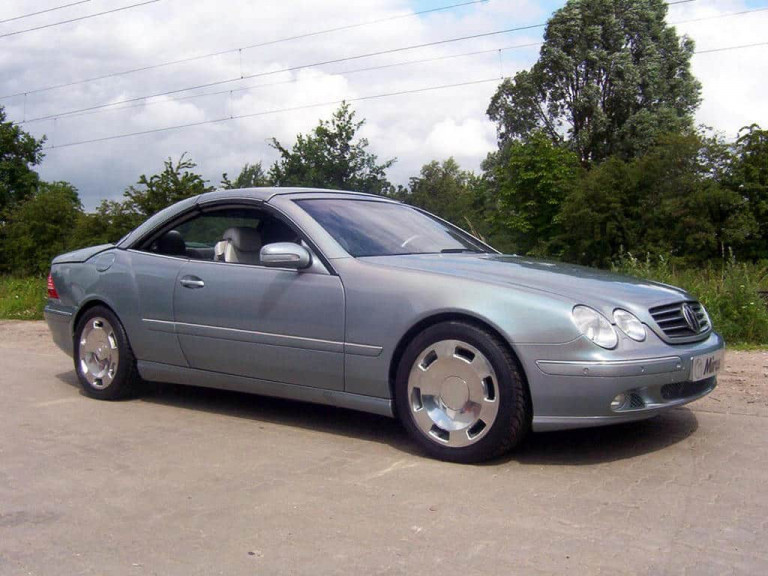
[612,253,768,346]
[0,276,46,320]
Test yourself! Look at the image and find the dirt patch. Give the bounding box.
[700,348,768,416]
[0,320,53,342]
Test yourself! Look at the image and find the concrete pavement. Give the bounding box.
[1,321,766,575]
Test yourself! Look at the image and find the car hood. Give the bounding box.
[359,253,691,316]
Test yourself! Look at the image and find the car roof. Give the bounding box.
[116,187,398,249]
[196,187,390,205]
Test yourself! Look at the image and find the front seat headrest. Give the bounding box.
[222,227,261,252]
[157,230,186,255]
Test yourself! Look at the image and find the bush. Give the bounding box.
[1,182,82,276]
[613,252,768,346]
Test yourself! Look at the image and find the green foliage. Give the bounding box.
[397,158,484,234]
[0,106,45,215]
[557,155,636,265]
[1,182,83,275]
[727,125,768,259]
[125,153,213,218]
[73,154,214,246]
[269,102,395,194]
[221,162,270,189]
[613,253,768,345]
[487,0,701,165]
[0,276,46,320]
[72,200,139,246]
[557,132,758,266]
[483,132,581,255]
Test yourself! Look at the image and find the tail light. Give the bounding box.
[47,273,60,299]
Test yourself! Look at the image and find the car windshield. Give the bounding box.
[296,198,490,257]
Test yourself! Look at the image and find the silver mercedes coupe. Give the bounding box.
[45,188,725,462]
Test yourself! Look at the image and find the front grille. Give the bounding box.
[649,301,710,340]
[661,378,715,400]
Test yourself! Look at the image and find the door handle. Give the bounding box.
[180,276,205,289]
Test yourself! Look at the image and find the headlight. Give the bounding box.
[613,309,646,341]
[572,306,618,349]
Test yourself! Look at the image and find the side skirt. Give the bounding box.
[137,361,395,418]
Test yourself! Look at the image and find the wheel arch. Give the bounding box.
[388,312,532,417]
[71,298,120,336]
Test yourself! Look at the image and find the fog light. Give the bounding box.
[611,393,627,411]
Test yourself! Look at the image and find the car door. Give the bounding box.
[122,250,190,367]
[171,206,346,391]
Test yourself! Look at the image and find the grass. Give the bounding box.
[0,276,47,320]
[613,254,768,346]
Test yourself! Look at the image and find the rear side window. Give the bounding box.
[175,210,261,249]
[140,207,302,264]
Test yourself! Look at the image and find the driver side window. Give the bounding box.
[147,207,301,265]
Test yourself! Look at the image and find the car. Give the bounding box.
[45,187,725,463]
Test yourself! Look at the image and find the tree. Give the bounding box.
[1,182,82,275]
[0,105,45,215]
[269,102,395,194]
[483,132,580,255]
[557,156,635,265]
[125,153,214,218]
[400,158,482,231]
[221,162,270,189]
[558,132,757,265]
[72,200,140,246]
[487,0,701,165]
[71,153,213,246]
[727,125,768,259]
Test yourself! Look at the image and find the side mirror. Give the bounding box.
[260,242,312,270]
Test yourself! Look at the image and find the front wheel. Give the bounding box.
[395,321,530,463]
[74,306,140,400]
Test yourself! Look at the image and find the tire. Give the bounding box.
[394,321,530,463]
[74,305,140,400]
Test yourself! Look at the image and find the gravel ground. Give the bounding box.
[0,321,766,575]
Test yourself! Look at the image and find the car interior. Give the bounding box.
[148,209,301,265]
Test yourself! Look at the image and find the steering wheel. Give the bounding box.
[400,234,422,249]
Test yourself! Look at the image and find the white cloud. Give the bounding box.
[673,1,768,138]
[0,0,765,208]
[425,117,496,159]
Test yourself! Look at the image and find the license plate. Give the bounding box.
[690,349,724,382]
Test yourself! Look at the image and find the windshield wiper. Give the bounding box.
[440,248,482,254]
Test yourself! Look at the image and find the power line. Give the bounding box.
[34,42,542,124]
[43,78,499,150]
[696,40,768,54]
[0,0,699,99]
[21,3,765,125]
[0,0,160,40]
[671,6,768,26]
[37,36,766,151]
[0,0,92,24]
[0,0,488,99]
[19,23,550,123]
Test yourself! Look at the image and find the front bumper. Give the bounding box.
[520,331,725,432]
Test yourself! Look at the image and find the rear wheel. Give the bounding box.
[74,306,139,400]
[395,321,530,463]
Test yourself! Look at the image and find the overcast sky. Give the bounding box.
[1,0,767,209]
